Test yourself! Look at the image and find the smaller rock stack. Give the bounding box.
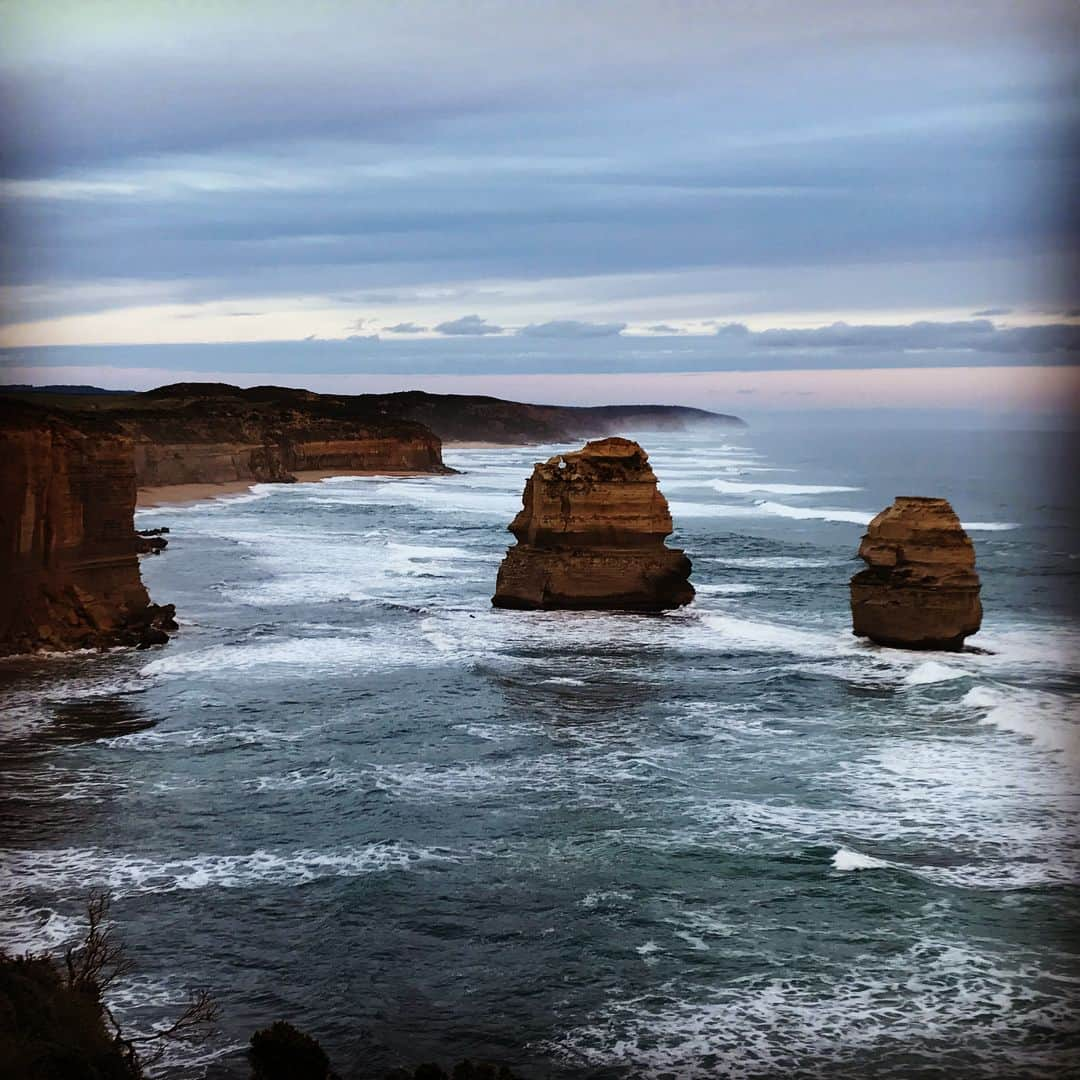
[850,496,982,650]
[492,437,694,611]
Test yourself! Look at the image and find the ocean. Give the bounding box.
[1,425,1077,1078]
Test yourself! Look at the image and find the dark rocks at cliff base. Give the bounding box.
[850,496,982,651]
[136,530,169,554]
[492,437,694,611]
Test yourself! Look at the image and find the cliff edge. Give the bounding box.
[0,400,175,656]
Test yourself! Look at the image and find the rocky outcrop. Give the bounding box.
[492,437,694,611]
[0,401,175,656]
[850,496,982,650]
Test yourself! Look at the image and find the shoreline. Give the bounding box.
[135,469,435,509]
[444,440,530,449]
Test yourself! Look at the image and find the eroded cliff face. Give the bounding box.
[492,437,694,611]
[121,388,447,486]
[0,403,175,656]
[850,496,982,651]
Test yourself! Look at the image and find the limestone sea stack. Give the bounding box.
[492,437,694,611]
[850,496,982,650]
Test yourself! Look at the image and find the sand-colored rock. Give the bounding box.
[0,402,175,656]
[492,437,694,611]
[850,496,982,650]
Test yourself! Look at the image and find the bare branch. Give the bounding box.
[129,988,219,1045]
[63,889,218,1077]
[63,889,133,996]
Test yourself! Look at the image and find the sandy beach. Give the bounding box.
[136,470,433,509]
[443,440,526,449]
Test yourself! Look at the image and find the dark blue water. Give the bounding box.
[2,426,1077,1078]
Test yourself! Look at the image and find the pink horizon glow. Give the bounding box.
[6,364,1079,415]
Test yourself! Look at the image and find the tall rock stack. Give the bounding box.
[492,437,694,611]
[850,496,982,650]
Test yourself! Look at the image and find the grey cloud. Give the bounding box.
[517,319,626,338]
[345,333,380,342]
[715,318,1080,354]
[434,314,503,335]
[646,323,682,333]
[972,307,1012,316]
[1,2,1074,338]
[385,322,427,334]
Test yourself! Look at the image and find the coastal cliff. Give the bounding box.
[0,385,452,655]
[850,496,982,650]
[0,401,175,656]
[364,391,744,444]
[119,384,449,486]
[4,384,745,454]
[492,437,694,610]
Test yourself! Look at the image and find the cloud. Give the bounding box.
[434,314,503,335]
[384,322,427,333]
[715,322,752,338]
[646,323,682,334]
[714,318,1080,354]
[972,307,1012,317]
[345,333,379,342]
[346,317,369,332]
[1,3,1073,346]
[518,319,626,338]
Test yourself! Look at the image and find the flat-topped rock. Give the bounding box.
[492,437,694,611]
[850,496,982,650]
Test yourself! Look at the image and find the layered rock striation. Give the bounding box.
[850,496,982,650]
[0,401,175,656]
[121,384,449,486]
[492,437,694,611]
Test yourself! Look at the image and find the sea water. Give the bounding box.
[1,426,1077,1078]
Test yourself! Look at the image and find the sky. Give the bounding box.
[1,0,1078,416]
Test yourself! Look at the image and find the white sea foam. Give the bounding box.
[963,685,1080,756]
[136,486,274,515]
[0,842,458,897]
[831,847,893,872]
[579,889,633,909]
[904,660,967,686]
[701,556,847,570]
[756,501,875,525]
[98,720,327,752]
[679,500,1020,531]
[139,633,446,678]
[366,748,678,803]
[247,766,364,793]
[693,583,761,596]
[696,612,849,657]
[711,479,860,495]
[308,479,520,517]
[543,936,1077,1078]
[0,904,85,953]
